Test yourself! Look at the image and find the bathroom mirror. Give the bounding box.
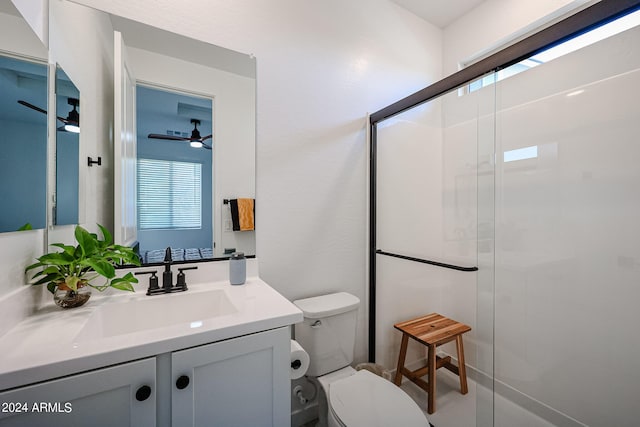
[45,1,256,262]
[54,66,80,226]
[110,14,256,264]
[0,2,48,233]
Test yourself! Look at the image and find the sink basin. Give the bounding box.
[75,289,238,341]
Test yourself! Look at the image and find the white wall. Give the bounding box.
[71,0,443,363]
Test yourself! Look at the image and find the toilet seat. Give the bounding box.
[329,369,429,427]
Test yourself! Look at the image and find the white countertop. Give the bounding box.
[0,276,302,391]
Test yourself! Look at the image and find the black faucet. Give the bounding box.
[158,247,198,294]
[162,247,174,292]
[136,248,198,295]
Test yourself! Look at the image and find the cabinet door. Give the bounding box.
[172,327,290,427]
[0,358,155,427]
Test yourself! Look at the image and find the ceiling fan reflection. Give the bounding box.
[17,98,80,133]
[148,118,212,150]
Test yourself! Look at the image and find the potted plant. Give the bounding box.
[26,224,141,308]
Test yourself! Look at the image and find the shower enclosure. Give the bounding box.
[369,1,640,426]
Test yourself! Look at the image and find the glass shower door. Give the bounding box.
[482,19,640,427]
[374,74,496,426]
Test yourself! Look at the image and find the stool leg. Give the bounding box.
[394,334,409,386]
[427,344,436,414]
[456,335,468,395]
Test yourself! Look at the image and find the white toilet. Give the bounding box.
[293,292,430,427]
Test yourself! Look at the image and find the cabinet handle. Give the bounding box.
[135,385,152,401]
[176,375,190,390]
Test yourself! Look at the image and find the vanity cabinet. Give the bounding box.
[0,358,156,427]
[171,326,290,427]
[0,327,290,427]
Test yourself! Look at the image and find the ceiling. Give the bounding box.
[390,0,486,28]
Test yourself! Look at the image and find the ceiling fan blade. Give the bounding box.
[17,100,47,115]
[200,134,213,142]
[148,133,190,141]
[19,100,74,124]
[202,142,212,150]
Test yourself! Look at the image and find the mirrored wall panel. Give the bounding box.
[110,14,256,264]
[54,66,80,226]
[44,1,256,263]
[0,2,48,233]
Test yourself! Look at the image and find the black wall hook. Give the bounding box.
[88,157,102,167]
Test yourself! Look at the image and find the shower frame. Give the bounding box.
[367,0,640,362]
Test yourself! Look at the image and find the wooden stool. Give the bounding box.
[393,313,471,414]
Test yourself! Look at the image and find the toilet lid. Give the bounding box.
[329,370,429,427]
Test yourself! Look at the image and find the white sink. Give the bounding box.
[75,289,238,341]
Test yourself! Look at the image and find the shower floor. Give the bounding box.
[401,369,557,427]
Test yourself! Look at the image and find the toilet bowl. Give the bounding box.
[293,293,429,427]
[317,367,429,427]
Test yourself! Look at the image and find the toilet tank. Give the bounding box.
[293,292,360,377]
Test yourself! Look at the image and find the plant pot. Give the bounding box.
[54,283,91,309]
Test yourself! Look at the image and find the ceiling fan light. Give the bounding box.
[190,141,203,148]
[64,98,80,133]
[64,123,80,133]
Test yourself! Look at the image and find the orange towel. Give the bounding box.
[237,198,254,231]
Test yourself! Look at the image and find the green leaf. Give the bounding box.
[37,253,74,265]
[42,266,61,275]
[46,282,56,294]
[85,259,116,279]
[110,273,138,292]
[110,281,135,292]
[25,261,44,272]
[50,243,76,256]
[65,276,80,291]
[75,226,97,256]
[17,223,33,231]
[98,224,113,246]
[119,272,138,283]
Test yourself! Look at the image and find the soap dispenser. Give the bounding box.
[229,252,246,285]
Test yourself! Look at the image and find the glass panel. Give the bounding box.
[491,22,640,427]
[0,2,48,233]
[54,66,80,226]
[0,55,47,232]
[473,73,496,427]
[374,75,495,425]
